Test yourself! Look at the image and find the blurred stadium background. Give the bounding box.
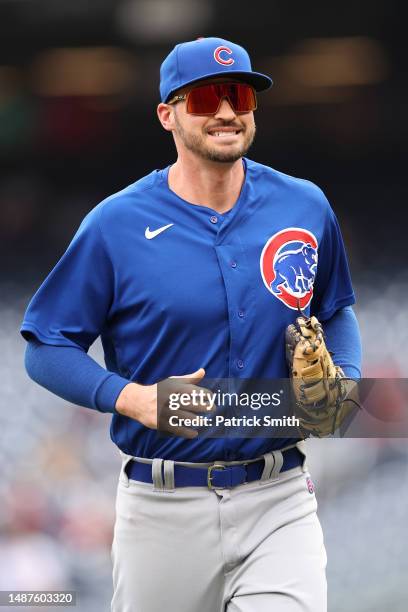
[1,0,407,610]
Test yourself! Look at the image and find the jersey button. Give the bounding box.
[210,215,218,224]
[238,310,244,318]
[231,261,237,268]
[237,359,244,369]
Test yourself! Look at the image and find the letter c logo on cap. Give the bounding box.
[214,46,234,66]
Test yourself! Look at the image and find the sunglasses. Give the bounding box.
[168,82,257,115]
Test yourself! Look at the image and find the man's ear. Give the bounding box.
[157,103,175,132]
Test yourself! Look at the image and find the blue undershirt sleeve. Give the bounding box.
[323,305,362,379]
[24,339,130,414]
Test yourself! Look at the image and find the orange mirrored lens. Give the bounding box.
[186,83,257,115]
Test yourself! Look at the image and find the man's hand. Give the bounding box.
[115,368,212,438]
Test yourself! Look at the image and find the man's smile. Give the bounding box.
[206,126,243,140]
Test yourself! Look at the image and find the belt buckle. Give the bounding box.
[207,463,227,490]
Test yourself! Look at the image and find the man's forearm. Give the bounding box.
[323,305,362,378]
[24,339,130,413]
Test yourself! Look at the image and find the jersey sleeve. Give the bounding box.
[311,205,355,321]
[20,206,114,350]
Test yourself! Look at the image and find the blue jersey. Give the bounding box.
[21,158,355,461]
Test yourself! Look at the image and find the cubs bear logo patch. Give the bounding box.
[260,227,318,310]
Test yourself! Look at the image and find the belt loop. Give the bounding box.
[152,458,164,491]
[119,452,133,488]
[296,440,308,472]
[163,460,175,492]
[270,450,284,480]
[260,453,274,482]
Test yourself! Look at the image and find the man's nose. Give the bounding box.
[213,97,237,120]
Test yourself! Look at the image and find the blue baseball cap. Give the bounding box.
[160,37,273,103]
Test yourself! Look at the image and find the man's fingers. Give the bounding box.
[169,368,206,383]
[163,369,216,413]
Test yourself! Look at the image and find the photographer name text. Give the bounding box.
[168,415,300,428]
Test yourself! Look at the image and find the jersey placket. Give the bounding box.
[211,174,255,380]
[213,201,258,459]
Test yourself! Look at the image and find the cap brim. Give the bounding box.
[166,70,273,102]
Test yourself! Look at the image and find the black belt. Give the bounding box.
[126,447,303,489]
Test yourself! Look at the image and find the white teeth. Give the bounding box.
[212,131,237,137]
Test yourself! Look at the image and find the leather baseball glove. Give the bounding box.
[285,314,359,437]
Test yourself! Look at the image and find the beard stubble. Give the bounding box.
[173,111,256,163]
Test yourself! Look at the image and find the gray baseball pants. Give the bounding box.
[111,444,327,612]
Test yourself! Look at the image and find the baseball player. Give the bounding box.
[21,37,362,612]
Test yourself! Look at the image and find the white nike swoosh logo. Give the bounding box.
[144,223,174,240]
